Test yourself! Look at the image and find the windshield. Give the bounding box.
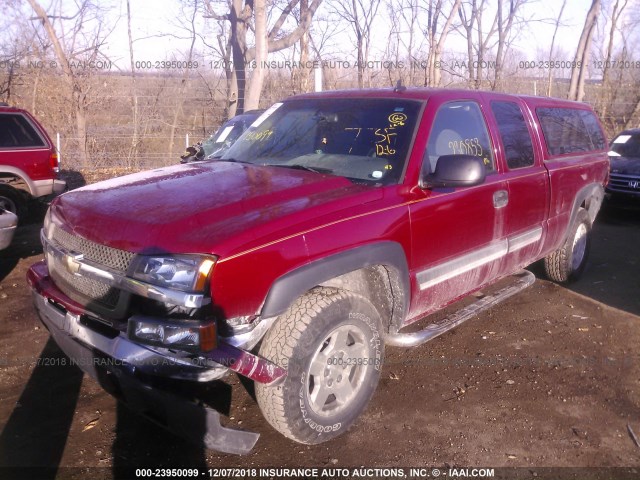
[610,133,640,159]
[202,112,263,158]
[221,98,421,184]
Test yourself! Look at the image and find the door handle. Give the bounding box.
[493,190,509,208]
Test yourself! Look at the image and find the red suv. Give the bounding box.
[0,103,66,221]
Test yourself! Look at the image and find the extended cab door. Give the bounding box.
[485,97,548,272]
[407,99,509,323]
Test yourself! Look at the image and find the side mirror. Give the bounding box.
[420,154,487,189]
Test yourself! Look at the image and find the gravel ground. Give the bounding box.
[0,199,638,480]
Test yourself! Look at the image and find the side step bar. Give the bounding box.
[386,270,535,347]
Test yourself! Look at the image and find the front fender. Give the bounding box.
[260,241,410,324]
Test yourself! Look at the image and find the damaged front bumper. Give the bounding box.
[26,260,286,455]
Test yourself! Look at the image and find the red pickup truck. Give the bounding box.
[27,88,608,454]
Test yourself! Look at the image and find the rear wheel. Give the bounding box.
[544,207,591,283]
[255,287,384,444]
[0,185,26,223]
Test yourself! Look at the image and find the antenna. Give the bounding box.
[394,79,406,93]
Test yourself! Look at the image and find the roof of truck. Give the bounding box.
[289,87,593,110]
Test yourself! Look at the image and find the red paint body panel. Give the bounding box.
[0,106,58,184]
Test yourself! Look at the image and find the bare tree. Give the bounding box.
[546,0,567,96]
[383,0,422,85]
[492,0,528,90]
[422,0,462,87]
[457,0,498,89]
[292,0,312,93]
[126,0,139,167]
[457,0,478,86]
[244,0,267,109]
[168,0,200,157]
[331,0,382,88]
[568,0,601,101]
[203,0,323,116]
[25,0,113,167]
[602,0,629,89]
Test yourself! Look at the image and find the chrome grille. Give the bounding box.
[608,173,640,194]
[49,257,120,308]
[51,226,134,273]
[47,227,133,309]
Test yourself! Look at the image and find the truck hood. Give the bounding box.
[610,156,640,176]
[52,161,381,256]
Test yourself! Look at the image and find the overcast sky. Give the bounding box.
[21,0,638,72]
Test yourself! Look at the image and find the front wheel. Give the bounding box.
[256,287,384,444]
[544,207,591,283]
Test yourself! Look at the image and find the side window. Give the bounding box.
[0,114,45,148]
[425,101,494,174]
[579,110,607,151]
[536,107,603,156]
[491,101,535,169]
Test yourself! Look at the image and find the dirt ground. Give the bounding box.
[0,198,639,479]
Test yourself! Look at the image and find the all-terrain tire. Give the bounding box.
[255,287,384,444]
[0,184,27,224]
[544,207,591,283]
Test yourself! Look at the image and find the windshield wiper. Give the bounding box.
[269,164,331,174]
[218,157,251,164]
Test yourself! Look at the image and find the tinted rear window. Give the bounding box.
[0,113,46,148]
[579,110,607,150]
[491,101,535,169]
[536,107,606,156]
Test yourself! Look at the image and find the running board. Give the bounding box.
[386,270,535,347]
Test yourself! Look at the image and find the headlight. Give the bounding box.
[43,208,54,240]
[128,316,217,352]
[129,255,216,292]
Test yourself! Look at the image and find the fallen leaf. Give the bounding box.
[82,418,100,432]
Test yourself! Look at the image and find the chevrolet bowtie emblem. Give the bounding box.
[64,252,84,275]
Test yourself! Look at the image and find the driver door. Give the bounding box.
[408,99,508,322]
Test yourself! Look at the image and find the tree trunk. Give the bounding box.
[26,0,89,167]
[546,0,567,96]
[568,0,600,101]
[431,0,461,87]
[493,0,524,90]
[600,0,628,119]
[168,0,198,158]
[244,0,267,110]
[475,12,484,89]
[298,30,310,92]
[625,96,640,130]
[126,0,138,168]
[459,1,476,86]
[356,32,365,88]
[205,0,322,115]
